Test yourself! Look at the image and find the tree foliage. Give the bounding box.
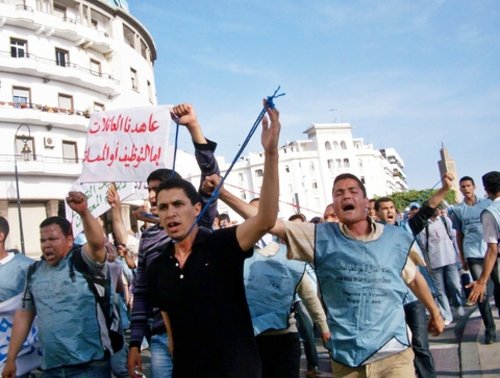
[386,189,457,212]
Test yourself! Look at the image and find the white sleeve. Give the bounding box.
[482,211,500,244]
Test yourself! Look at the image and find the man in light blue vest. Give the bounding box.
[3,192,111,378]
[468,171,500,344]
[449,176,495,343]
[275,173,445,377]
[0,217,40,377]
[375,197,438,378]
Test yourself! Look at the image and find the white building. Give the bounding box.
[205,122,408,222]
[0,0,157,257]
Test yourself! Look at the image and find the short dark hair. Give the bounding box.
[157,177,202,206]
[40,216,73,237]
[288,213,306,222]
[459,176,475,185]
[249,198,260,205]
[0,216,9,239]
[218,213,231,222]
[374,197,393,212]
[482,171,500,195]
[333,173,367,198]
[146,169,181,184]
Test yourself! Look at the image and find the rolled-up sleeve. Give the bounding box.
[284,221,316,264]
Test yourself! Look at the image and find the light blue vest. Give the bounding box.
[244,243,306,335]
[451,198,491,258]
[0,253,33,302]
[315,223,411,367]
[483,200,500,241]
[28,250,105,369]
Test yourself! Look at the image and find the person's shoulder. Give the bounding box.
[480,198,494,207]
[13,252,34,266]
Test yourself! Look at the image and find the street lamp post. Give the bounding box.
[14,124,32,255]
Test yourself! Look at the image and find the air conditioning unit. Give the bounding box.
[44,136,55,149]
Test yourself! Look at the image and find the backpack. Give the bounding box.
[27,248,124,353]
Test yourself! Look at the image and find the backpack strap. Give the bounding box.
[70,248,112,325]
[23,260,41,309]
[440,216,453,241]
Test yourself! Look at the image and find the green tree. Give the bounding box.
[390,189,457,212]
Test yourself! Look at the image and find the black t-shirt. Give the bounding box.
[147,226,261,378]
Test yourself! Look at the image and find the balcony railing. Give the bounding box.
[0,50,119,84]
[0,153,80,165]
[0,100,91,118]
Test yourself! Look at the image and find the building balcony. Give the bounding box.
[0,51,120,96]
[0,3,114,55]
[0,154,83,183]
[0,101,89,132]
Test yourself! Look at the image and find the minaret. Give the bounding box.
[437,143,460,203]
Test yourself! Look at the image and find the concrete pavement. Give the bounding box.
[137,305,500,377]
[301,304,500,377]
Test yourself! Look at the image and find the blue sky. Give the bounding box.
[129,0,500,192]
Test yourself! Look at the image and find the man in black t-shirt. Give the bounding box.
[147,102,280,378]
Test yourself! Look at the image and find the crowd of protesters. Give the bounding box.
[1,100,499,378]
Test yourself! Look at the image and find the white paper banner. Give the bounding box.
[65,181,136,238]
[79,106,172,183]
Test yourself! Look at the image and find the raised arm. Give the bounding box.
[171,103,220,229]
[408,172,454,235]
[202,175,287,240]
[66,191,106,263]
[107,184,129,246]
[235,103,280,250]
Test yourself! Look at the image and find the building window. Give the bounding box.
[333,141,339,150]
[358,158,363,168]
[94,102,105,112]
[58,94,73,112]
[147,80,153,102]
[325,141,331,150]
[340,141,347,150]
[130,68,138,91]
[309,161,315,172]
[90,59,101,76]
[12,87,30,107]
[335,158,342,168]
[55,48,69,67]
[238,173,244,183]
[343,158,350,168]
[123,24,135,48]
[360,176,366,184]
[255,169,264,178]
[53,4,66,18]
[91,18,98,29]
[10,38,27,58]
[140,40,148,60]
[285,165,290,173]
[312,181,318,189]
[240,191,247,200]
[62,141,78,163]
[327,159,334,171]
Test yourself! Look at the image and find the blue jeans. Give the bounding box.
[468,257,500,335]
[404,300,436,378]
[150,333,173,378]
[111,345,129,378]
[295,301,318,370]
[431,264,464,321]
[41,358,111,378]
